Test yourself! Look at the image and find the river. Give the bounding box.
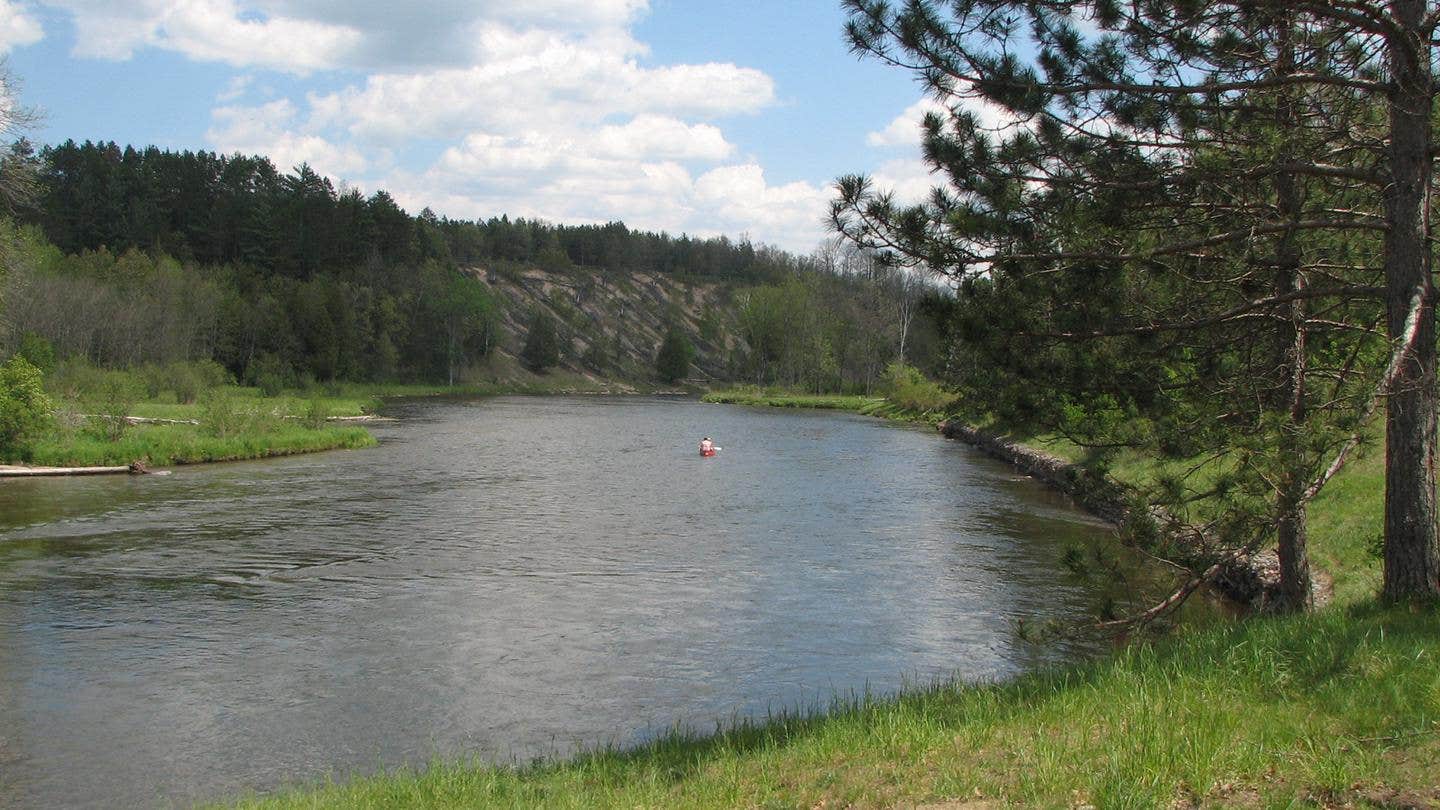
[0,397,1120,808]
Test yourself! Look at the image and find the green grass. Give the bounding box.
[30,422,375,466]
[703,387,889,414]
[14,383,387,467]
[127,389,378,421]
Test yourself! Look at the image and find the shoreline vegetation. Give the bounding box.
[217,388,1439,808]
[3,373,707,472]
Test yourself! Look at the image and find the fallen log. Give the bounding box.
[0,464,133,477]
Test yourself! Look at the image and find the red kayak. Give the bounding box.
[700,448,717,457]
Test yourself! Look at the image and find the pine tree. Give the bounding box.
[835,0,1439,608]
[655,325,694,383]
[520,310,560,373]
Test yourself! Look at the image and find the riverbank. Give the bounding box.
[214,394,1437,808]
[8,386,384,469]
[701,387,943,424]
[10,376,688,471]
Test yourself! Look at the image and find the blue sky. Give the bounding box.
[1,0,942,253]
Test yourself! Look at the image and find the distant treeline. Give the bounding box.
[1,139,940,392]
[28,140,800,284]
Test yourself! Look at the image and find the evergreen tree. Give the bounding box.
[654,325,694,383]
[835,0,1438,608]
[520,310,560,373]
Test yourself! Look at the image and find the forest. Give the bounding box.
[0,139,937,395]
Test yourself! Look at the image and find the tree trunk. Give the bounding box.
[1382,2,1440,602]
[1272,16,1313,611]
[1276,496,1312,609]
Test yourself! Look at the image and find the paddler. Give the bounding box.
[699,437,716,457]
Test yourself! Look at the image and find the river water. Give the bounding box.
[0,397,1119,808]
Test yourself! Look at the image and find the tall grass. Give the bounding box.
[30,422,375,466]
[702,387,886,413]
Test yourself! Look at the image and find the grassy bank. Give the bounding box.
[215,394,1438,808]
[702,388,884,411]
[13,371,704,468]
[29,421,375,466]
[702,387,947,424]
[16,383,383,468]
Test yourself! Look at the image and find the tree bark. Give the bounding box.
[1381,1,1440,602]
[1273,15,1314,611]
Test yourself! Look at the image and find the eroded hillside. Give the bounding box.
[467,265,742,388]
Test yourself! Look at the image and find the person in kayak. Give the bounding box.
[699,437,716,457]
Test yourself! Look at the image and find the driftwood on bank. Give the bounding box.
[938,420,1290,608]
[1,464,134,477]
[0,460,166,477]
[77,414,200,425]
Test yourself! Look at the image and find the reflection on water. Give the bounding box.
[0,397,1118,808]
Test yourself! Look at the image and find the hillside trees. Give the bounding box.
[26,142,803,287]
[0,63,38,217]
[520,310,561,373]
[10,135,934,392]
[429,265,497,386]
[655,325,695,383]
[834,1,1435,606]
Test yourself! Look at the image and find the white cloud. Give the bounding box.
[867,95,1026,148]
[207,98,372,177]
[42,0,655,72]
[869,157,937,205]
[692,164,831,248]
[49,0,852,252]
[0,0,43,53]
[591,115,733,162]
[215,73,251,102]
[372,151,831,252]
[867,98,945,148]
[305,31,773,146]
[47,0,359,70]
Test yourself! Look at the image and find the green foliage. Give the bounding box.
[85,371,141,442]
[139,360,231,403]
[654,325,695,383]
[247,354,296,397]
[520,310,561,373]
[29,422,374,467]
[15,332,54,372]
[302,395,330,430]
[881,362,953,413]
[581,339,610,373]
[0,355,53,461]
[200,388,249,439]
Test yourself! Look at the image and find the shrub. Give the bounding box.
[86,371,141,442]
[0,356,54,461]
[16,332,55,373]
[581,340,609,372]
[247,354,295,397]
[302,396,330,430]
[46,359,103,401]
[882,362,954,413]
[140,363,168,399]
[200,388,245,438]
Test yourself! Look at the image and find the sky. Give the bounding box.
[0,0,945,254]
